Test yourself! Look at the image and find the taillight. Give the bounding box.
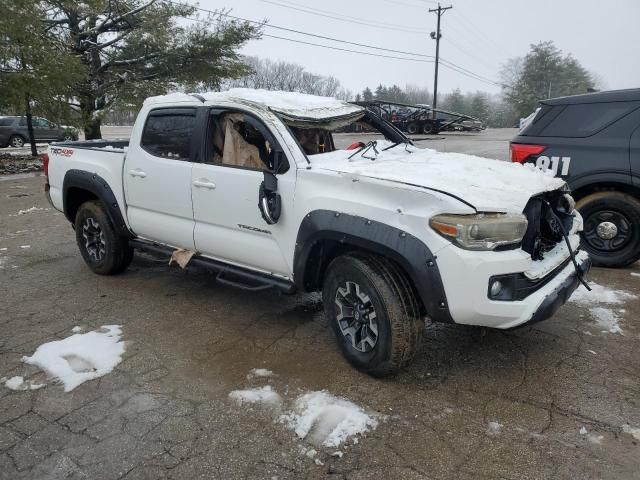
[42,153,49,177]
[510,143,545,163]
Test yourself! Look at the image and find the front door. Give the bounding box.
[191,109,293,277]
[124,107,198,250]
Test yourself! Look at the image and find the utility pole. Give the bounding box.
[429,3,452,119]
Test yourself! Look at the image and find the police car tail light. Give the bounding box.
[510,143,545,163]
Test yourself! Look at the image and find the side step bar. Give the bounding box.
[129,239,297,294]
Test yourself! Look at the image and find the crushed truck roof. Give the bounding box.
[144,88,364,122]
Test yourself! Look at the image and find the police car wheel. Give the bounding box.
[576,191,640,268]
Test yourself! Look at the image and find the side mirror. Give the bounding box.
[258,171,281,225]
[272,150,288,174]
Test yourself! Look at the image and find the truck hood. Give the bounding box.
[310,141,566,213]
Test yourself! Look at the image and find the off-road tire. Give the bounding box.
[74,200,133,275]
[322,253,424,376]
[9,135,25,148]
[576,191,640,268]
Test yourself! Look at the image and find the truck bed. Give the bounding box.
[47,139,131,225]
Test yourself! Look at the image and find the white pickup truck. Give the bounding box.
[45,89,591,376]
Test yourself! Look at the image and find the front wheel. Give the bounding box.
[576,191,640,268]
[322,253,424,376]
[74,200,133,275]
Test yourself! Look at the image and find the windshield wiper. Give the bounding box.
[348,140,379,161]
[381,140,413,153]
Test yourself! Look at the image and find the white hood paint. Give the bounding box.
[310,142,566,213]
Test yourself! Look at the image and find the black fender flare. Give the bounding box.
[62,169,132,239]
[293,210,453,323]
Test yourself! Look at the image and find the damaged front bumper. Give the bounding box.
[436,228,591,329]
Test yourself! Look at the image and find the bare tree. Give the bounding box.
[225,57,350,99]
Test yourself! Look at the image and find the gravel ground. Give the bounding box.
[1,131,640,479]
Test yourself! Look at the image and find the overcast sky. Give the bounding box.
[196,0,639,96]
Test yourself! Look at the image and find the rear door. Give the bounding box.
[32,118,56,141]
[190,108,294,277]
[124,107,198,250]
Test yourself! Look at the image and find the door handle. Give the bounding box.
[193,179,216,189]
[129,169,147,178]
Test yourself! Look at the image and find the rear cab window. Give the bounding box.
[141,108,197,160]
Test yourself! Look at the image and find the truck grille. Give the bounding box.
[521,191,575,260]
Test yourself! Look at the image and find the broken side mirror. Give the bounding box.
[259,171,281,225]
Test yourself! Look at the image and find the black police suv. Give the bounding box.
[511,88,640,268]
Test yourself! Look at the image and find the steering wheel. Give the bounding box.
[346,141,366,150]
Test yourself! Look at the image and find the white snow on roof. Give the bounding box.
[280,391,379,448]
[22,325,125,392]
[311,140,566,213]
[145,88,363,120]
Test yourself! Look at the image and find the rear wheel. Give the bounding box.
[322,253,423,376]
[9,135,25,148]
[74,200,133,275]
[422,122,435,134]
[576,191,640,267]
[406,123,419,135]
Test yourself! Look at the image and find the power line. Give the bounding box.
[167,0,501,87]
[260,0,429,34]
[166,0,434,59]
[261,33,435,63]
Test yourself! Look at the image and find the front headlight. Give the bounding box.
[429,213,528,251]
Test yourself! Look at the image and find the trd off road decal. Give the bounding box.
[50,147,74,157]
[535,155,571,177]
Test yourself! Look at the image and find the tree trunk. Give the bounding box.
[83,116,103,140]
[24,96,38,157]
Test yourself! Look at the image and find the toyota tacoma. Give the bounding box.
[44,89,590,376]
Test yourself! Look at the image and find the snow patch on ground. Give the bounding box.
[15,206,47,215]
[71,326,83,333]
[570,282,636,306]
[630,272,640,278]
[19,245,30,249]
[570,282,635,334]
[22,325,125,392]
[247,368,273,379]
[281,391,379,448]
[3,375,45,391]
[487,421,503,435]
[229,386,282,406]
[623,424,640,440]
[589,307,624,334]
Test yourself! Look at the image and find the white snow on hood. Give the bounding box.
[311,141,566,213]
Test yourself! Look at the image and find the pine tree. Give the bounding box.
[0,0,82,155]
[362,87,373,101]
[501,41,594,117]
[41,1,261,139]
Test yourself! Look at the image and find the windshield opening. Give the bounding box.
[282,111,410,158]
